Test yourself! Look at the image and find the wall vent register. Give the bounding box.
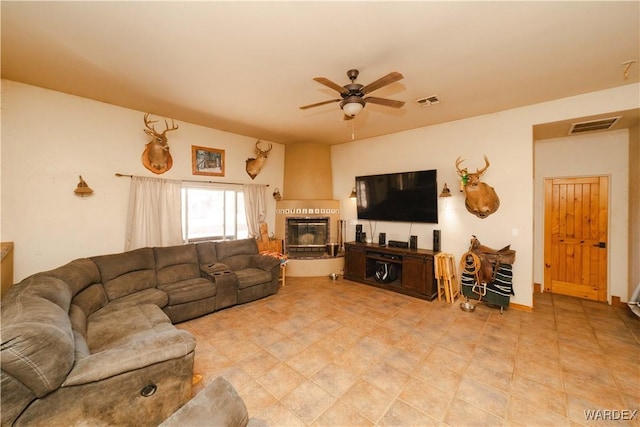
[569,116,621,135]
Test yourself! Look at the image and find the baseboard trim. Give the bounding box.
[509,302,533,312]
[611,296,626,308]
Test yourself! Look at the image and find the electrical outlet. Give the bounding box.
[512,228,519,237]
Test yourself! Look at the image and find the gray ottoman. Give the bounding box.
[160,377,253,427]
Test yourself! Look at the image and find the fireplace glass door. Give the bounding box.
[286,217,329,256]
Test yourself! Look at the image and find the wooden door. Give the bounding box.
[544,177,608,301]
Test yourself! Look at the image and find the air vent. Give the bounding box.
[416,95,440,106]
[569,116,621,135]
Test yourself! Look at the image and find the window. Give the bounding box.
[181,184,248,242]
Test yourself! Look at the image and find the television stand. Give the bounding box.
[343,241,438,301]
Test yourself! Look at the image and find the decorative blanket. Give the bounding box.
[461,256,514,298]
[259,250,288,265]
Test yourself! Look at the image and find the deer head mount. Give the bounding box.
[142,113,178,174]
[245,140,272,180]
[456,155,500,219]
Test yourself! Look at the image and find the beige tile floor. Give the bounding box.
[178,276,640,426]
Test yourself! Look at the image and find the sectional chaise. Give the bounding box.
[1,238,281,426]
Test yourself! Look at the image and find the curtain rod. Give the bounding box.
[115,173,269,187]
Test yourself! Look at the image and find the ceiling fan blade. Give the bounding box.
[361,71,404,94]
[300,99,341,110]
[365,97,405,109]
[313,77,348,94]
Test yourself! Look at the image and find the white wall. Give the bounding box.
[332,84,639,308]
[629,124,640,298]
[3,80,638,304]
[1,80,285,282]
[534,130,629,302]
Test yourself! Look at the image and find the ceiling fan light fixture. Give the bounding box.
[341,97,365,117]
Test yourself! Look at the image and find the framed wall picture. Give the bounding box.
[192,145,225,176]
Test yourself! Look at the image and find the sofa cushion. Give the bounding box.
[1,371,35,427]
[66,304,196,386]
[154,244,200,285]
[158,278,217,305]
[0,295,75,397]
[71,283,109,318]
[73,330,91,361]
[217,254,252,271]
[10,275,73,312]
[91,248,157,300]
[69,304,87,336]
[234,268,273,290]
[215,238,259,260]
[39,258,100,297]
[196,241,218,266]
[162,296,218,324]
[103,288,169,311]
[86,304,172,353]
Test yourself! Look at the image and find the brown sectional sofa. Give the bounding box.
[0,238,281,426]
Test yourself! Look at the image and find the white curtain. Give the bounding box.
[125,176,183,251]
[243,184,267,238]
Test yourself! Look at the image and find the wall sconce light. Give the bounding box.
[74,175,94,197]
[439,183,452,198]
[349,188,357,199]
[272,188,282,201]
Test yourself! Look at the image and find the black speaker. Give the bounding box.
[378,232,386,246]
[355,224,362,242]
[433,229,441,252]
[388,240,408,248]
[410,235,418,249]
[375,261,397,283]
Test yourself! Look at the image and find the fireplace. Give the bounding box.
[286,217,329,256]
[275,200,343,275]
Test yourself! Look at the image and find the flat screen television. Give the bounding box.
[356,169,438,223]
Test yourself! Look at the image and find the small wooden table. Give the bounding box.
[280,262,287,287]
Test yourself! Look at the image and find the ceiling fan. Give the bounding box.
[300,69,405,120]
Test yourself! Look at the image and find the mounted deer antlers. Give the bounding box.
[142,113,178,174]
[456,155,500,218]
[245,140,272,180]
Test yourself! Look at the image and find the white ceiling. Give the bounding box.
[2,1,639,145]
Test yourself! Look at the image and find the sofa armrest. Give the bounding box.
[250,254,281,271]
[63,328,196,386]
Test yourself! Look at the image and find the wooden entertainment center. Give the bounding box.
[344,241,438,301]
